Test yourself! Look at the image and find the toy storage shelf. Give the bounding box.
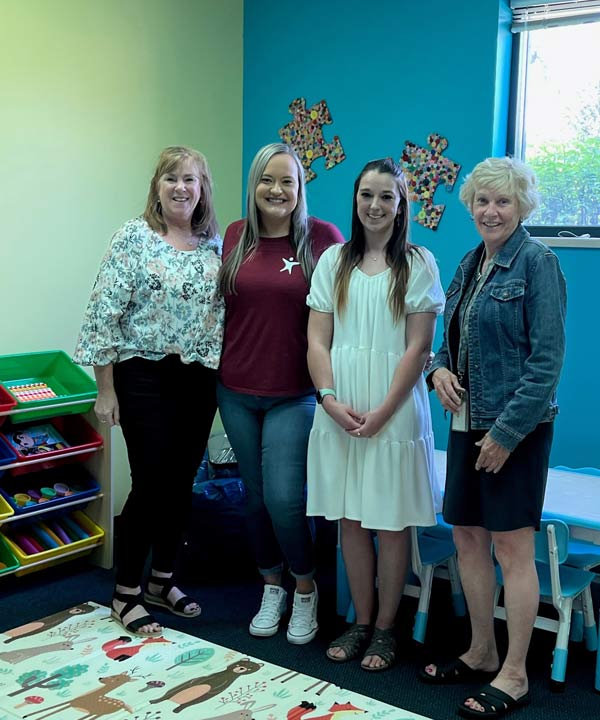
[1,493,104,523]
[2,542,105,575]
[0,446,102,472]
[0,355,113,576]
[2,509,106,577]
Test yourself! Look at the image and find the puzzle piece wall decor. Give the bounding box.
[400,133,461,230]
[278,98,345,182]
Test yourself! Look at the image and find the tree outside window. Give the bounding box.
[514,21,600,238]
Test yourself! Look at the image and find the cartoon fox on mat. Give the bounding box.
[287,700,367,720]
[102,634,171,661]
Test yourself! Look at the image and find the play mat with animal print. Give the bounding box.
[0,601,432,720]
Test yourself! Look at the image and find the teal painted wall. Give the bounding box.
[1,0,243,507]
[242,0,599,468]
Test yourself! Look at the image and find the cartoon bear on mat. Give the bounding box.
[150,657,263,713]
[2,603,95,644]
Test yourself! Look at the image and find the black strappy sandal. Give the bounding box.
[419,657,498,685]
[144,575,201,618]
[457,684,531,718]
[111,590,162,637]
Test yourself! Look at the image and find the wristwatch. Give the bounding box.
[316,388,336,404]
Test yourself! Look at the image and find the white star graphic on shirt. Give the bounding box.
[280,256,301,275]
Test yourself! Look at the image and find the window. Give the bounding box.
[509,1,600,247]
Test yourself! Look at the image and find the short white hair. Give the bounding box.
[459,157,540,219]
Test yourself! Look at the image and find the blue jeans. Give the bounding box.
[216,383,316,580]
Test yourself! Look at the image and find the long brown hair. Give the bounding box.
[143,146,218,238]
[335,157,417,324]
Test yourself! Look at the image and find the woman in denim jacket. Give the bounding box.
[420,158,566,719]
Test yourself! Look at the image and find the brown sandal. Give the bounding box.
[326,623,371,663]
[361,626,397,672]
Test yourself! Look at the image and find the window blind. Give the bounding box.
[511,0,600,32]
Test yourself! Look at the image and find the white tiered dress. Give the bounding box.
[306,244,445,531]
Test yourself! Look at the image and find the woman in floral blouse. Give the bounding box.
[74,146,224,636]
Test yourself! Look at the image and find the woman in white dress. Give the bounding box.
[306,157,444,670]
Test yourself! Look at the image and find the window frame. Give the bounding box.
[507,16,600,249]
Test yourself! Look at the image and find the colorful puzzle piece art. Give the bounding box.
[401,133,461,230]
[279,98,346,182]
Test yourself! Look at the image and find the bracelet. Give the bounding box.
[316,388,336,404]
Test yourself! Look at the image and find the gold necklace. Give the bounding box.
[366,246,385,262]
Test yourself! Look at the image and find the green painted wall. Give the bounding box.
[1,0,242,510]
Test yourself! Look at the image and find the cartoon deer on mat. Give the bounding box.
[22,671,136,720]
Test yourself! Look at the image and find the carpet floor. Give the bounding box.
[0,600,430,720]
[0,544,599,720]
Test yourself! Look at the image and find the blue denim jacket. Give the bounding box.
[428,225,567,451]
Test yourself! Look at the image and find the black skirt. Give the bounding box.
[443,421,554,532]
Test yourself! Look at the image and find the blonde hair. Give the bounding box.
[459,156,539,219]
[219,143,311,295]
[143,146,218,238]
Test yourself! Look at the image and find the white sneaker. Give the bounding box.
[286,584,318,644]
[249,584,287,637]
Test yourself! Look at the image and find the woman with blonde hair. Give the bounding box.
[307,157,444,671]
[75,146,224,636]
[420,157,566,719]
[218,142,343,645]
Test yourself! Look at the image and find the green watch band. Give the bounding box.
[316,388,336,404]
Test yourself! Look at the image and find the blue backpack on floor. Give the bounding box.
[183,445,253,579]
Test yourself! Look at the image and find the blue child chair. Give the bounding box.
[337,519,465,645]
[420,513,467,618]
[495,519,597,691]
[552,466,600,644]
[409,526,466,643]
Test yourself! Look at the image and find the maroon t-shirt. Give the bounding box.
[219,217,344,396]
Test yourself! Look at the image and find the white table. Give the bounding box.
[434,449,600,542]
[338,450,600,660]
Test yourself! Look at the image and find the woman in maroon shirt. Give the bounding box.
[218,143,343,644]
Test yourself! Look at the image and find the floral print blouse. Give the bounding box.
[73,217,225,369]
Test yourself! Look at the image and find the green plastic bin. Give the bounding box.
[0,534,19,575]
[0,351,97,424]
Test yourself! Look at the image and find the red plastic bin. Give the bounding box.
[0,415,103,476]
[0,435,17,479]
[0,384,17,428]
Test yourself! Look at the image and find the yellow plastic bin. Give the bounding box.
[0,493,14,521]
[3,510,104,576]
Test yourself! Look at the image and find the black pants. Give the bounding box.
[113,355,216,586]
